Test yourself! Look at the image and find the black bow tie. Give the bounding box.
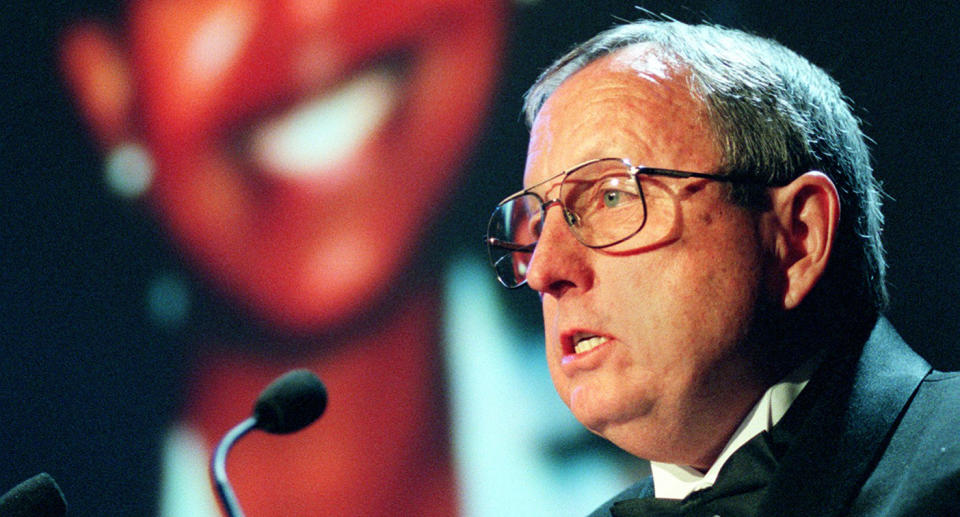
[610,430,780,517]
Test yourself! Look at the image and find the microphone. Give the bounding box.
[211,369,328,517]
[0,472,67,517]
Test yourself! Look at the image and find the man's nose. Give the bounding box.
[524,205,592,297]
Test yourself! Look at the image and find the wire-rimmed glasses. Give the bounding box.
[485,157,775,288]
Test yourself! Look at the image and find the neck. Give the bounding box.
[181,286,456,517]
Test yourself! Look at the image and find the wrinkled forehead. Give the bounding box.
[523,44,715,191]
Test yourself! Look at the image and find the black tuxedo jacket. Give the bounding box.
[588,317,960,516]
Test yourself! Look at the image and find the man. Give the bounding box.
[486,19,960,516]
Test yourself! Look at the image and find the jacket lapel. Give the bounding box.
[757,318,930,516]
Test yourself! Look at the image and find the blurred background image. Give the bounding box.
[2,1,958,516]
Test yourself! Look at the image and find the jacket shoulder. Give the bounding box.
[851,368,960,515]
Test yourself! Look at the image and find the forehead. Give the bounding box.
[524,44,720,187]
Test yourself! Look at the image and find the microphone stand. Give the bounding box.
[211,416,257,517]
[209,369,327,516]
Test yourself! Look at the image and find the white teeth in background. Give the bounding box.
[250,67,399,180]
[574,336,608,354]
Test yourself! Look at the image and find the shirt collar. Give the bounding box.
[650,357,819,500]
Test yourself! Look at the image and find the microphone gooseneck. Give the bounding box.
[211,416,257,517]
[211,369,328,517]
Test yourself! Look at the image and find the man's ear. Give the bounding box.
[767,171,840,310]
[59,22,134,148]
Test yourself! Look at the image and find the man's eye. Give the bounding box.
[601,189,638,208]
[603,190,623,208]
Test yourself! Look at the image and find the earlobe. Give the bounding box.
[768,171,840,310]
[59,22,134,147]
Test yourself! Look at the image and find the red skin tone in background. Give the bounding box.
[60,0,506,514]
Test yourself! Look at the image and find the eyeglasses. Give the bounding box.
[486,157,778,288]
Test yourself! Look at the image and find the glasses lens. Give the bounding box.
[561,159,647,247]
[486,194,541,287]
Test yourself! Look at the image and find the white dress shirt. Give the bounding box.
[650,358,818,500]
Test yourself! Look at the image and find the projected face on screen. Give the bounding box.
[61,0,505,330]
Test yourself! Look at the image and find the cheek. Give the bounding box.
[636,181,683,246]
[652,225,762,375]
[541,301,562,370]
[607,235,749,366]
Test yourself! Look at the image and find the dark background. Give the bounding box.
[3,1,958,515]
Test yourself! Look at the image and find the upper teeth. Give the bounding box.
[574,336,608,354]
[250,66,399,180]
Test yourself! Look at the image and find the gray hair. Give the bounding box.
[523,19,888,322]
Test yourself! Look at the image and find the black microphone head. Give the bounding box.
[0,472,67,517]
[253,369,328,434]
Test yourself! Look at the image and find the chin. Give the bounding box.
[567,384,649,439]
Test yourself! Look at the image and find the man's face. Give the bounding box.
[524,46,771,468]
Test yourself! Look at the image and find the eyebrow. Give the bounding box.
[522,169,566,199]
[523,148,608,191]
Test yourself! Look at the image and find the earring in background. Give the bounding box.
[104,142,154,199]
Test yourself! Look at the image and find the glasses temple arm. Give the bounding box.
[639,167,780,185]
[486,237,535,252]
